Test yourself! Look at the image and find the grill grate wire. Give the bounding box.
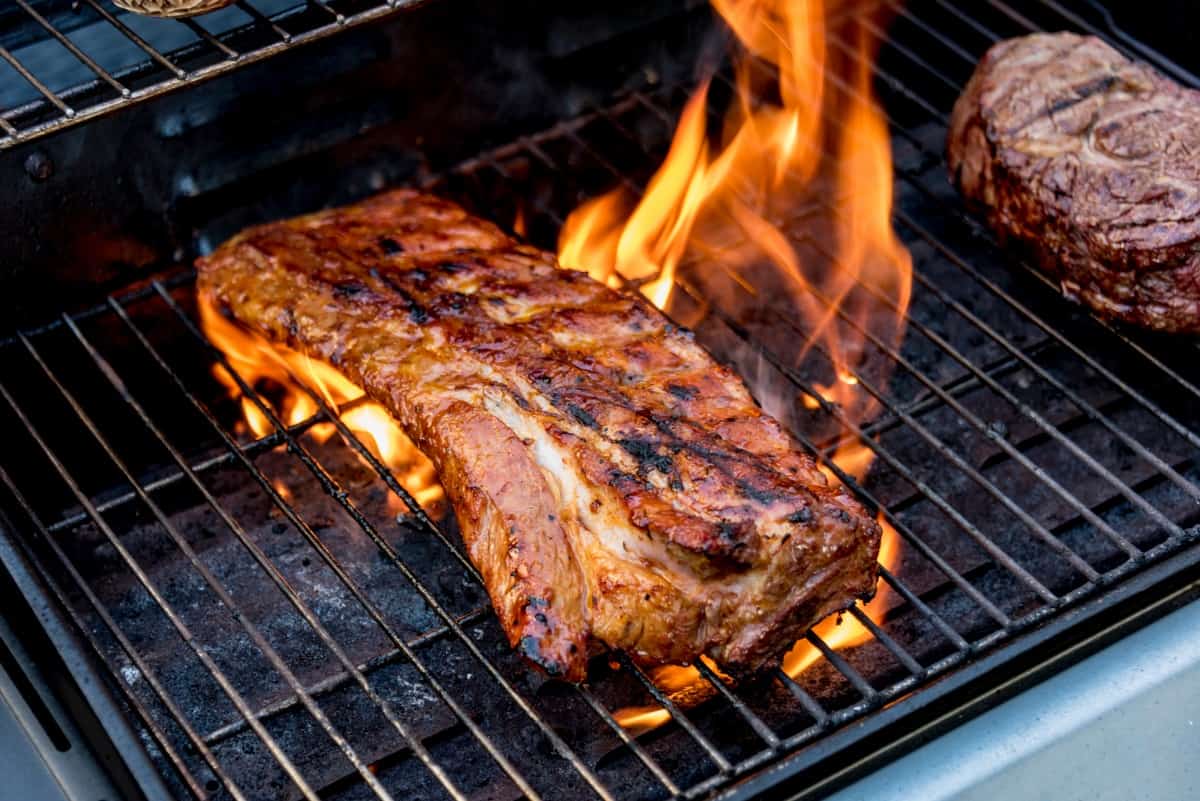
[0,0,423,149]
[0,1,1199,800]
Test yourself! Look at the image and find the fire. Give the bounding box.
[198,297,444,515]
[559,0,911,733]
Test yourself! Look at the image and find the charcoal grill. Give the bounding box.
[1,1,1199,800]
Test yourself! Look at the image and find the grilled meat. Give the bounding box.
[197,190,881,681]
[948,32,1200,333]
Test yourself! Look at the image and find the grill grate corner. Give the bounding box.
[1,1,1199,800]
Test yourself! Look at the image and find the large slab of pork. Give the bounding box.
[198,189,881,681]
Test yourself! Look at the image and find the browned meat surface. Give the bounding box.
[197,189,881,681]
[948,32,1200,333]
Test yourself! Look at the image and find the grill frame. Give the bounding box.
[0,0,427,149]
[2,1,1200,800]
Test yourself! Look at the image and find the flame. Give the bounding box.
[198,297,444,515]
[513,203,529,239]
[567,0,911,734]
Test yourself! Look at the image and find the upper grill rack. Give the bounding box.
[1,1,1199,801]
[0,0,420,149]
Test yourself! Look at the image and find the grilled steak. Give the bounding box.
[948,32,1200,333]
[197,190,881,681]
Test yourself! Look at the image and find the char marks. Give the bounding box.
[197,189,881,680]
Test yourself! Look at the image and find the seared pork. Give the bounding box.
[198,190,881,681]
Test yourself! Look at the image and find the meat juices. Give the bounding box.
[948,32,1200,333]
[198,190,881,681]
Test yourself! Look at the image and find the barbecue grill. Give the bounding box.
[1,1,1198,800]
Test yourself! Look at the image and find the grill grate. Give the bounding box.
[0,0,422,149]
[2,1,1200,800]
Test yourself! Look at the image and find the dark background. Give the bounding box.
[1102,0,1199,70]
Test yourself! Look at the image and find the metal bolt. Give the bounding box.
[23,150,53,182]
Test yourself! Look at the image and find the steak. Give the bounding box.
[947,32,1200,333]
[197,189,881,681]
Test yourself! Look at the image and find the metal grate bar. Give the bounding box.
[590,88,1070,611]
[772,669,830,727]
[846,606,924,676]
[0,467,246,801]
[41,397,346,534]
[880,6,1200,456]
[104,299,550,800]
[151,285,620,801]
[199,603,490,746]
[619,655,733,775]
[309,0,347,24]
[0,376,323,801]
[498,114,1007,731]
[576,684,683,797]
[895,0,983,65]
[181,19,241,60]
[817,20,1200,527]
[582,88,1077,616]
[13,0,129,98]
[878,565,970,651]
[797,216,1145,559]
[62,316,479,801]
[81,0,189,78]
[673,270,1061,607]
[236,1,294,43]
[895,215,1197,536]
[694,660,781,749]
[1065,0,1200,87]
[0,46,74,117]
[716,240,1109,580]
[0,1,427,148]
[984,0,1044,39]
[804,631,878,701]
[18,333,402,801]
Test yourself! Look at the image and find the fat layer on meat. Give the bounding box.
[197,190,881,681]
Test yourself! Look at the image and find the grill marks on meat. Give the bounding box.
[197,190,881,680]
[947,32,1200,333]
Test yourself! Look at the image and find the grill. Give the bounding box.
[0,0,423,148]
[1,1,1199,800]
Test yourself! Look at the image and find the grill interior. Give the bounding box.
[0,0,424,148]
[2,1,1200,800]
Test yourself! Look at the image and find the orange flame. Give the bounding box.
[198,297,444,515]
[560,0,911,734]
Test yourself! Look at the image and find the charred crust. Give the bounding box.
[438,261,467,273]
[378,236,404,254]
[736,479,783,505]
[372,270,430,324]
[1045,73,1118,116]
[617,438,674,474]
[788,507,813,524]
[280,308,299,339]
[332,280,368,298]
[665,382,698,400]
[566,404,600,430]
[517,636,565,677]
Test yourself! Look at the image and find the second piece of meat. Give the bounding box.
[948,32,1200,333]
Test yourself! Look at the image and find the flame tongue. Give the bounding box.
[198,297,445,515]
[559,0,911,733]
